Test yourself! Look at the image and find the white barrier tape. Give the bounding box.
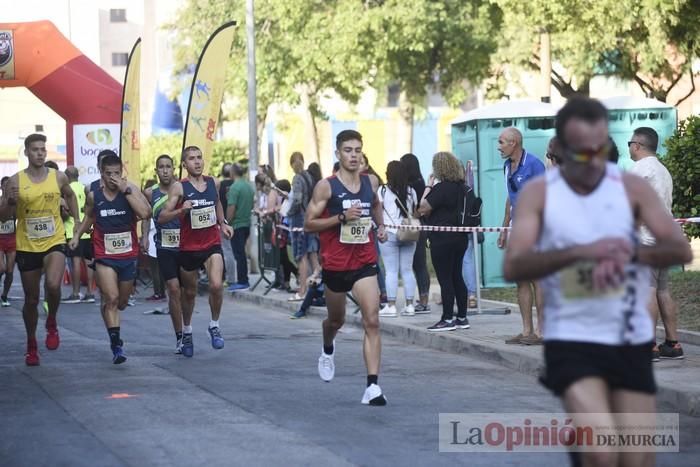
[275,224,510,233]
[274,217,699,233]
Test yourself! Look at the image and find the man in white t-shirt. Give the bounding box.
[629,127,683,361]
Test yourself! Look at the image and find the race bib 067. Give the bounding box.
[340,217,371,244]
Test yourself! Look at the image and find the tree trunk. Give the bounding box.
[300,86,320,164]
[397,90,414,156]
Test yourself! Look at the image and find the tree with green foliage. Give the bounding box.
[491,0,700,103]
[169,0,375,163]
[365,0,502,152]
[664,115,700,239]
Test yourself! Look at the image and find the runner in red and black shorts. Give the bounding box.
[305,129,389,406]
[158,146,232,358]
[0,176,16,307]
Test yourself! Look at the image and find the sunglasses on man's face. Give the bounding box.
[565,142,611,163]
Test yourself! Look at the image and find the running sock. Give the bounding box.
[108,327,121,348]
[176,331,183,341]
[323,343,334,356]
[27,336,37,348]
[46,315,56,328]
[367,375,378,387]
[183,325,193,334]
[665,339,678,346]
[209,320,219,329]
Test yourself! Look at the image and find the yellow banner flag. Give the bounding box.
[182,22,237,175]
[120,38,141,187]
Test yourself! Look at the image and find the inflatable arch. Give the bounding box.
[0,20,121,179]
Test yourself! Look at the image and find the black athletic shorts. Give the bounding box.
[16,244,66,272]
[323,263,378,293]
[178,245,223,272]
[157,248,180,282]
[540,340,656,396]
[66,238,93,260]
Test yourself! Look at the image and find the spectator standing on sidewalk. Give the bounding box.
[418,152,470,332]
[400,153,431,313]
[497,127,546,345]
[226,163,255,291]
[629,126,684,361]
[218,163,236,286]
[62,166,96,304]
[377,161,418,317]
[287,152,318,301]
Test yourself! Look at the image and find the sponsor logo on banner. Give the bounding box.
[73,124,120,185]
[0,30,15,80]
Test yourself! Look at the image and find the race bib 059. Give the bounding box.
[104,231,132,255]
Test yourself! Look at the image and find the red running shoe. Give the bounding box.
[25,341,40,366]
[46,323,60,350]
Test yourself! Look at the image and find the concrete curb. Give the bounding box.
[230,290,700,417]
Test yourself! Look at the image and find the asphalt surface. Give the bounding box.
[1,290,699,466]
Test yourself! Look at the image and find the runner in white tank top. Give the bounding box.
[503,98,691,467]
[538,163,652,345]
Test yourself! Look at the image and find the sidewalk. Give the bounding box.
[232,274,700,417]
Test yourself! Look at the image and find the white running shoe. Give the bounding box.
[318,350,335,382]
[361,383,387,406]
[379,304,397,317]
[401,304,415,316]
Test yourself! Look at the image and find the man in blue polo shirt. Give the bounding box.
[496,127,545,345]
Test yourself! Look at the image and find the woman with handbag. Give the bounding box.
[418,152,470,332]
[377,161,419,317]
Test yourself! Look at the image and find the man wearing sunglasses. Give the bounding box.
[629,127,683,362]
[497,127,546,345]
[504,97,692,467]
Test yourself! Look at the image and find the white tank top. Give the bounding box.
[538,163,652,345]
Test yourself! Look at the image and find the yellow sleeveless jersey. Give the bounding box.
[64,180,90,240]
[16,169,66,252]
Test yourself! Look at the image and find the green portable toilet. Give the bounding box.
[451,100,558,287]
[602,96,677,170]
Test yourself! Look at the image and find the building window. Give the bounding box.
[112,53,129,66]
[110,9,127,22]
[35,124,44,132]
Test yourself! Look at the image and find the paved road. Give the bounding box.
[1,293,698,466]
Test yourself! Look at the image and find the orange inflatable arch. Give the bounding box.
[0,20,121,164]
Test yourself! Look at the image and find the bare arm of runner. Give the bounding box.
[214,178,233,239]
[157,181,187,224]
[140,186,153,253]
[0,174,19,221]
[503,179,633,284]
[304,179,342,233]
[623,173,693,267]
[58,171,81,235]
[117,178,151,220]
[69,191,95,250]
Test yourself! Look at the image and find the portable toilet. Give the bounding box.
[451,100,559,287]
[602,96,677,170]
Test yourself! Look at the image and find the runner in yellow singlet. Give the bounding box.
[0,134,80,366]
